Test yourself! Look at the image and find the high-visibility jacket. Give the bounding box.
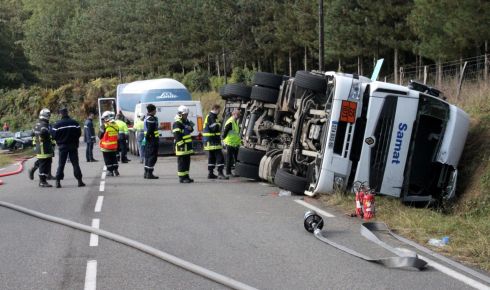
[202,112,222,150]
[100,122,119,152]
[223,117,241,147]
[172,115,194,156]
[33,118,54,159]
[134,118,145,142]
[114,119,129,141]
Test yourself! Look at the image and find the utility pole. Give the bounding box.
[319,0,324,71]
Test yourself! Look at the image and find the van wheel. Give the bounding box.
[236,162,260,180]
[274,168,308,194]
[294,71,327,93]
[252,72,284,89]
[250,86,279,103]
[221,83,252,100]
[238,147,266,166]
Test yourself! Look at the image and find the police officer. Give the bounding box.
[115,114,130,163]
[84,112,98,162]
[172,105,194,183]
[222,108,241,177]
[143,104,159,179]
[134,112,145,163]
[99,111,119,176]
[203,104,228,179]
[52,107,85,188]
[32,108,55,187]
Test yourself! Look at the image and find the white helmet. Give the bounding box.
[39,108,51,120]
[102,111,115,122]
[178,105,189,115]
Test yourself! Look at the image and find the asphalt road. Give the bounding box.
[0,146,489,290]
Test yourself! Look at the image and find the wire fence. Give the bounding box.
[381,54,489,100]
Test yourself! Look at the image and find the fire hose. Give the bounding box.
[0,201,258,290]
[0,158,28,185]
[304,211,427,270]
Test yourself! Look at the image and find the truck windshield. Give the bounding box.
[404,94,449,197]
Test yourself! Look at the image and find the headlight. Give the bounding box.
[348,79,361,100]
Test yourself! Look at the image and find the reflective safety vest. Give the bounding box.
[33,119,54,159]
[133,118,144,131]
[100,122,118,152]
[172,117,194,156]
[202,112,222,151]
[114,119,129,135]
[223,117,241,147]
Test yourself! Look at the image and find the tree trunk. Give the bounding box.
[394,48,398,84]
[207,54,211,75]
[216,56,221,78]
[485,40,488,83]
[304,47,308,71]
[338,58,341,72]
[289,50,293,77]
[357,56,361,75]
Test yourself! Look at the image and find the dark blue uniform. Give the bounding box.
[52,115,83,186]
[84,117,96,161]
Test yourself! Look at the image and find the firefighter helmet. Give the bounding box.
[39,108,51,120]
[102,111,115,122]
[178,105,189,115]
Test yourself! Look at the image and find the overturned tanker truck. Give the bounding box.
[221,71,469,203]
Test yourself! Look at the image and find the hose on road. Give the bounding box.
[0,201,259,290]
[0,158,28,185]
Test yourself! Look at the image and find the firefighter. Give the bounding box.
[115,114,130,163]
[203,104,228,179]
[84,112,98,162]
[31,108,55,187]
[222,108,241,177]
[52,107,85,188]
[143,104,159,179]
[99,111,119,176]
[172,105,194,183]
[134,112,145,163]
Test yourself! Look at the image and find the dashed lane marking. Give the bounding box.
[94,196,104,213]
[84,260,97,290]
[89,219,100,247]
[99,181,105,192]
[294,199,335,218]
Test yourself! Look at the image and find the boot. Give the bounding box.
[28,166,37,180]
[147,170,159,179]
[90,159,98,162]
[180,177,192,183]
[39,176,52,188]
[114,168,120,176]
[78,179,86,187]
[217,171,229,180]
[208,172,218,179]
[47,173,55,180]
[185,175,194,183]
[56,180,61,188]
[143,168,148,179]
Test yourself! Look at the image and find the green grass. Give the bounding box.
[0,149,34,167]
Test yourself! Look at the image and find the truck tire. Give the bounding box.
[250,86,279,103]
[252,72,284,89]
[274,168,308,194]
[237,147,266,166]
[294,71,327,93]
[222,83,252,100]
[236,162,260,180]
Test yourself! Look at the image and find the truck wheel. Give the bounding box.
[238,147,266,166]
[221,83,252,100]
[294,71,327,93]
[252,72,284,89]
[250,86,279,103]
[236,162,260,180]
[274,168,308,194]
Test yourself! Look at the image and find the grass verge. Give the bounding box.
[0,149,34,167]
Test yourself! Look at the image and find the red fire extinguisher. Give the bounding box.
[362,190,376,220]
[355,187,365,217]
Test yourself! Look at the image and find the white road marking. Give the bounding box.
[89,219,100,247]
[421,255,490,290]
[84,260,97,290]
[94,196,104,213]
[103,165,107,171]
[101,171,106,179]
[294,199,335,217]
[99,181,105,192]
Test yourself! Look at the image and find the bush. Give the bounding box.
[182,70,210,92]
[209,76,226,92]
